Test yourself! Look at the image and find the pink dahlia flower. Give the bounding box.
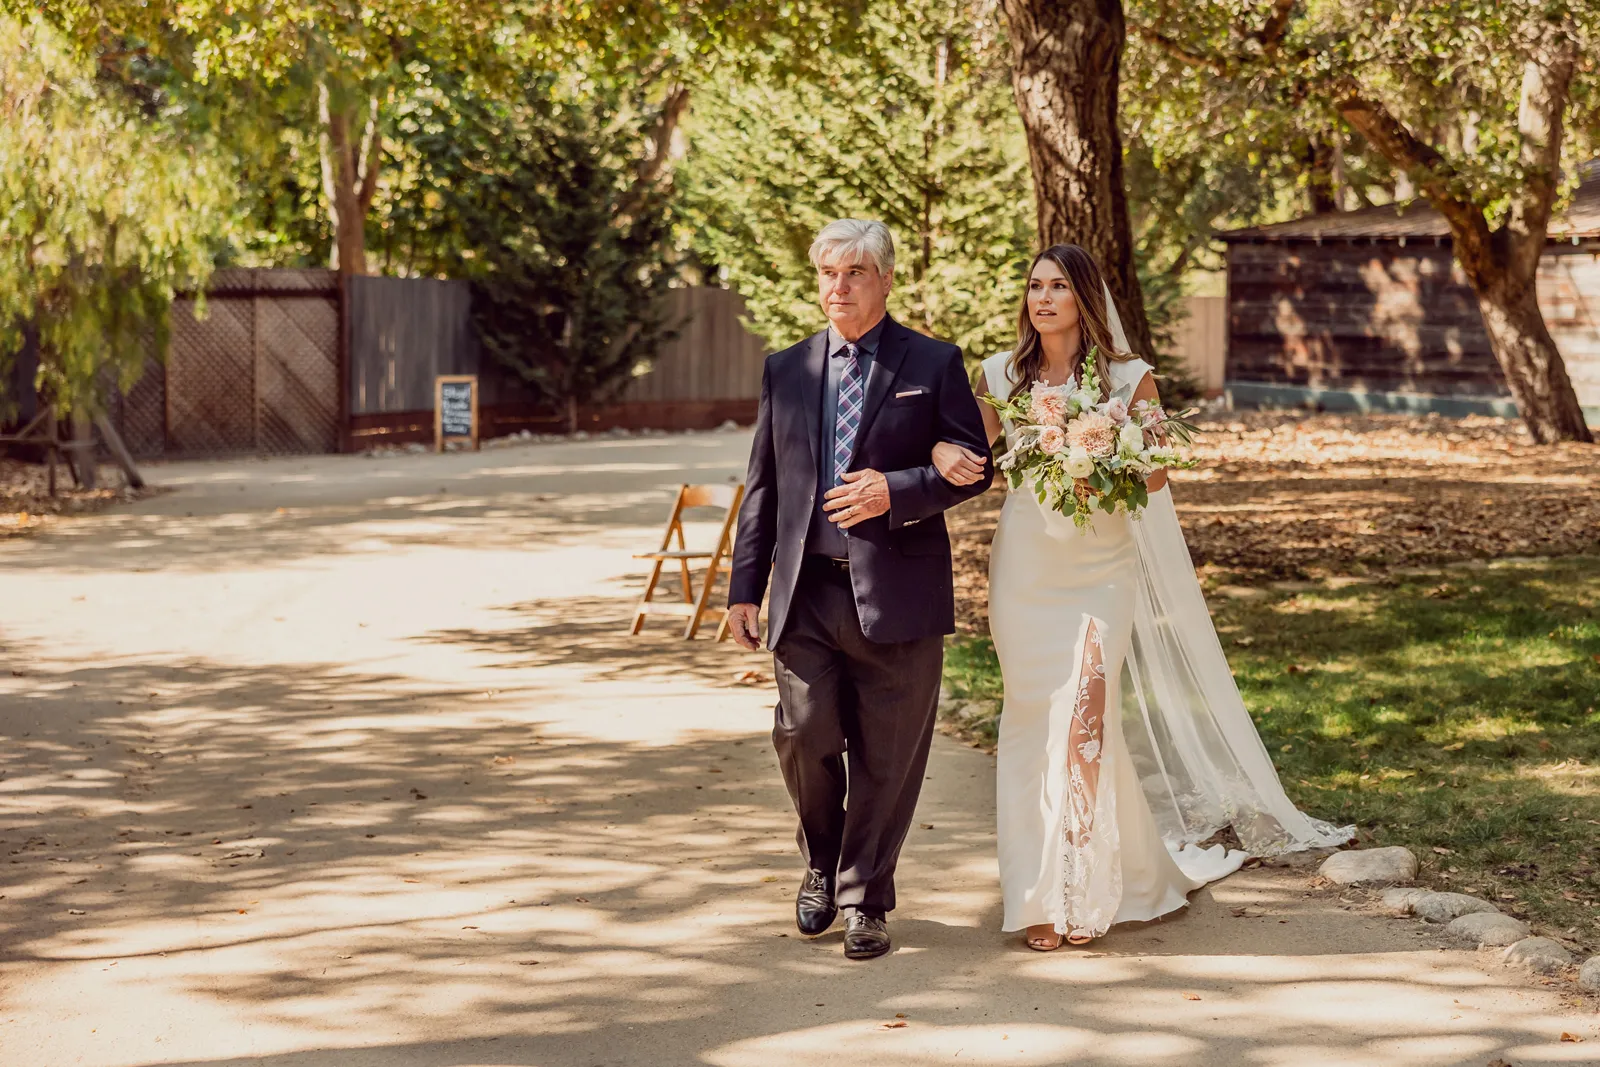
[1028,384,1070,427]
[1038,425,1068,455]
[1067,411,1117,457]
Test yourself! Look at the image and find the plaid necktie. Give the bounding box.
[833,342,864,486]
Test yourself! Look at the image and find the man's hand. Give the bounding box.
[931,441,988,486]
[823,468,890,528]
[727,603,762,650]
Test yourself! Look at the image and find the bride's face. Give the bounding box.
[1027,258,1080,337]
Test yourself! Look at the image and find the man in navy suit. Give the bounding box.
[727,219,994,959]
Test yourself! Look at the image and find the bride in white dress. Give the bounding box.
[933,245,1351,950]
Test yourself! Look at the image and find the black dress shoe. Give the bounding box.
[843,913,891,960]
[795,868,836,936]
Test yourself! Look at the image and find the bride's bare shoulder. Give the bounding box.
[981,351,1014,394]
[1111,355,1155,392]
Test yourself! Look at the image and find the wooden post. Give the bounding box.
[70,409,96,490]
[45,409,58,496]
[94,412,146,489]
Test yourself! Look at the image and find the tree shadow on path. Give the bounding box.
[2,635,1586,1067]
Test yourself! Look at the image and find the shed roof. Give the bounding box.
[1220,163,1600,242]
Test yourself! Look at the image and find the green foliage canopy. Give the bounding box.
[399,68,678,426]
[680,0,1036,359]
[0,13,229,417]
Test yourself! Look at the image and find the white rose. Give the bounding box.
[1118,421,1144,454]
[1062,447,1094,479]
[1070,389,1098,413]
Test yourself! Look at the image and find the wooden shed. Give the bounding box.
[1219,168,1600,423]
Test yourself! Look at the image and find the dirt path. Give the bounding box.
[0,433,1593,1066]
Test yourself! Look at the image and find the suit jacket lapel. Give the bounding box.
[799,329,827,479]
[849,316,907,466]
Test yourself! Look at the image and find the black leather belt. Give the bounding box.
[804,555,851,578]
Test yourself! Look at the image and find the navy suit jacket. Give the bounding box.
[728,316,994,647]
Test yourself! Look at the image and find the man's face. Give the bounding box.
[816,254,892,340]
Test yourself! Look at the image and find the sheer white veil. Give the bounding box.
[1102,280,1132,354]
[1099,281,1352,855]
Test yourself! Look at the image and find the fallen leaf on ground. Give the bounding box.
[879,1020,908,1029]
[66,909,85,915]
[1182,992,1202,1001]
[1561,1033,1584,1043]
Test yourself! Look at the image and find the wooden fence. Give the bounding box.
[95,276,772,456]
[1170,296,1227,396]
[622,288,767,403]
[103,269,343,457]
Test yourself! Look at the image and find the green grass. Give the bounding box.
[943,556,1600,951]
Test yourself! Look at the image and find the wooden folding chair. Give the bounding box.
[630,482,746,640]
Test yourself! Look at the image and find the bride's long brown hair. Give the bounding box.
[1006,244,1135,401]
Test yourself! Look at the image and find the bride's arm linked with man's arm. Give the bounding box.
[824,345,994,529]
[726,338,996,651]
[932,367,1168,494]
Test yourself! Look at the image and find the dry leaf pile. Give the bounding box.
[951,412,1600,633]
[0,457,157,537]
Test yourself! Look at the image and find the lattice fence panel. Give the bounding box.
[166,297,255,453]
[256,295,339,453]
[114,353,166,458]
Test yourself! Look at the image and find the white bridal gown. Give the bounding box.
[982,351,1352,939]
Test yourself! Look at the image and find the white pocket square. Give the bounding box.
[895,388,926,398]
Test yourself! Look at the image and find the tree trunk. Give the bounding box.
[1000,0,1154,358]
[1475,280,1592,443]
[619,84,690,220]
[318,80,382,275]
[1336,29,1590,443]
[1306,137,1338,214]
[69,408,96,490]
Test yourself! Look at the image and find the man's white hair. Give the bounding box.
[808,219,895,275]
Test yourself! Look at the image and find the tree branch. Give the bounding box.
[1504,27,1577,277]
[356,94,383,212]
[1255,0,1296,53]
[1128,24,1232,76]
[1334,88,1494,281]
[617,83,690,218]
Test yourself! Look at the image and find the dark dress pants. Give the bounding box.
[770,557,944,917]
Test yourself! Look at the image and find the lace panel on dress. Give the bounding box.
[1056,617,1122,938]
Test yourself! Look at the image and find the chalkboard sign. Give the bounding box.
[434,375,479,451]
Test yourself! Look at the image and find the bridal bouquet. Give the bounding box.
[983,350,1198,528]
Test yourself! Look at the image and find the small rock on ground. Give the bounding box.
[1502,937,1572,975]
[1445,911,1530,947]
[1380,887,1429,914]
[1579,956,1600,992]
[1319,847,1418,886]
[1413,891,1498,924]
